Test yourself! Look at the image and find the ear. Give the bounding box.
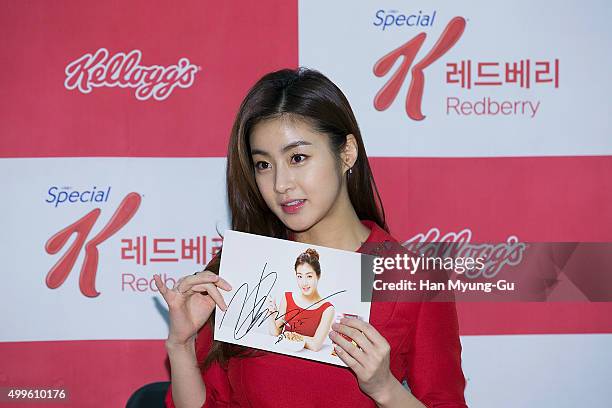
[340,134,358,173]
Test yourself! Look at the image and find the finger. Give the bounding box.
[201,293,216,309]
[189,282,228,310]
[190,280,232,294]
[216,277,232,291]
[173,276,188,293]
[190,271,233,291]
[185,272,218,287]
[332,322,373,354]
[191,280,232,293]
[340,317,386,347]
[153,274,170,300]
[329,330,365,366]
[174,272,216,294]
[332,343,364,375]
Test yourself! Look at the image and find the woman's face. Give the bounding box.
[249,117,343,233]
[295,263,319,296]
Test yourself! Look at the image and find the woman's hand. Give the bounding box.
[329,318,396,403]
[154,271,232,347]
[266,296,278,315]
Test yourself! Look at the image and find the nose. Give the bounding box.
[274,164,295,194]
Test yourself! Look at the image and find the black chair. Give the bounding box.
[126,381,170,408]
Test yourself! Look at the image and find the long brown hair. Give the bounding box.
[201,67,388,369]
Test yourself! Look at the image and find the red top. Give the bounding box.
[165,220,468,408]
[283,292,333,337]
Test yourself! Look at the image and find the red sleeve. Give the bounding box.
[165,322,231,408]
[405,301,468,408]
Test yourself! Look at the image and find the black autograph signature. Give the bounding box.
[218,262,345,341]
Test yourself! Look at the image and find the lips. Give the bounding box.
[280,199,306,214]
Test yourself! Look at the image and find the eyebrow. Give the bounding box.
[251,140,312,156]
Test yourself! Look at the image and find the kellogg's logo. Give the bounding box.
[64,48,199,101]
[403,227,527,279]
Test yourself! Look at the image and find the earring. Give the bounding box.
[348,167,353,175]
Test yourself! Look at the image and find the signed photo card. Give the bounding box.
[214,230,372,366]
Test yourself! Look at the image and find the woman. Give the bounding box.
[267,248,335,352]
[154,67,468,408]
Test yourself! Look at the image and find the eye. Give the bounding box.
[291,154,308,164]
[254,161,270,171]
